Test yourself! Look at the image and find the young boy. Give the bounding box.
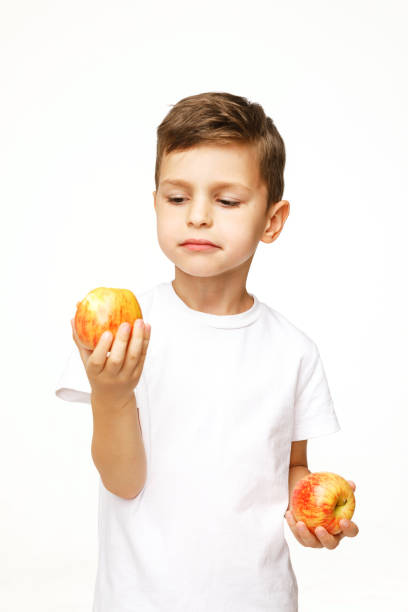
[55,91,359,611]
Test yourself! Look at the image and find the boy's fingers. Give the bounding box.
[314,526,339,549]
[138,322,151,359]
[297,522,324,548]
[104,323,131,374]
[71,318,151,378]
[339,519,359,537]
[88,329,114,374]
[123,320,151,377]
[284,512,307,546]
[285,512,323,548]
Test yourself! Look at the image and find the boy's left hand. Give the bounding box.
[284,480,359,550]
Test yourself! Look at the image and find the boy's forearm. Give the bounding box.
[91,392,147,500]
[287,465,311,511]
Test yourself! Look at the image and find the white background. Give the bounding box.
[1,1,407,610]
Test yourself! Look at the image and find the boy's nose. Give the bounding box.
[185,200,213,223]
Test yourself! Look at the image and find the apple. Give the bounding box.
[74,287,143,350]
[290,472,355,535]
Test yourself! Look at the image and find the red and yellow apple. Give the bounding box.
[74,287,143,350]
[290,472,355,535]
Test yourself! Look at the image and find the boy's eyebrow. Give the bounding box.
[160,178,252,192]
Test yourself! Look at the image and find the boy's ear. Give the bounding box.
[152,190,156,209]
[261,200,290,244]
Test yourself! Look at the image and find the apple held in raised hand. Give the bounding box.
[290,472,355,536]
[74,287,143,350]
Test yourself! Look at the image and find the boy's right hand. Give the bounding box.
[71,318,151,411]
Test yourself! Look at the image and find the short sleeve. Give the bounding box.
[55,348,91,404]
[292,341,341,441]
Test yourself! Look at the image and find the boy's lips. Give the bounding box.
[180,238,219,246]
[180,243,220,251]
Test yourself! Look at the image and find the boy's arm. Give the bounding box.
[91,391,147,500]
[286,440,310,511]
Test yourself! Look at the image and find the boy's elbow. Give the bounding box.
[100,473,146,500]
[122,482,146,500]
[93,452,147,500]
[104,481,145,500]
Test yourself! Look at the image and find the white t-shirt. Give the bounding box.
[55,280,341,612]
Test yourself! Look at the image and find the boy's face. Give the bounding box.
[153,142,289,280]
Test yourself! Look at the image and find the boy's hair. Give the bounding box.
[155,91,286,213]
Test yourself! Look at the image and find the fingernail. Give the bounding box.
[136,319,144,328]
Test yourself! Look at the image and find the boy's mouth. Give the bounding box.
[180,243,219,251]
[180,238,219,247]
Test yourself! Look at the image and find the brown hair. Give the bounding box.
[154,91,286,212]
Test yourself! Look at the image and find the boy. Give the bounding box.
[56,91,359,611]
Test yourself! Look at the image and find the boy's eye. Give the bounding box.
[167,197,240,207]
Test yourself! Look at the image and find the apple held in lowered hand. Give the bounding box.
[74,287,143,350]
[290,472,355,536]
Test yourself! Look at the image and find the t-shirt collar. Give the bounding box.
[162,280,261,329]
